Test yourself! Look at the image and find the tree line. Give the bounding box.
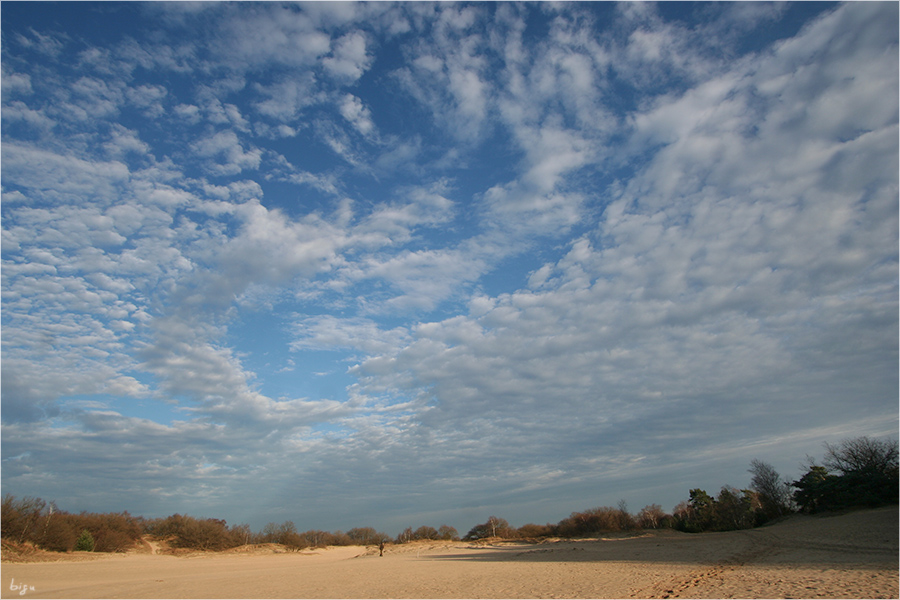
[0,500,461,554]
[671,436,897,533]
[3,436,896,553]
[462,436,897,539]
[1,497,143,553]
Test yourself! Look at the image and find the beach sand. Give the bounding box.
[2,506,896,599]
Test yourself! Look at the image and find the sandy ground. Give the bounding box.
[2,507,896,599]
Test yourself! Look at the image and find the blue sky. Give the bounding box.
[2,1,897,536]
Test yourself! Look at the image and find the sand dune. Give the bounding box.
[2,507,896,599]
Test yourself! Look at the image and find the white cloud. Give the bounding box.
[351,182,455,246]
[1,100,55,131]
[174,103,201,123]
[274,162,341,197]
[351,247,486,312]
[64,76,125,121]
[126,84,168,117]
[447,66,487,133]
[218,5,331,68]
[253,75,320,122]
[14,27,65,57]
[1,143,130,205]
[103,125,151,158]
[190,130,262,176]
[2,69,33,95]
[482,181,585,239]
[323,31,372,81]
[291,315,410,355]
[394,5,493,143]
[612,3,720,86]
[339,94,375,136]
[196,95,251,131]
[217,200,345,283]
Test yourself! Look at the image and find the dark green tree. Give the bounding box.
[713,487,759,531]
[792,465,841,512]
[688,488,716,531]
[793,437,899,513]
[74,529,95,552]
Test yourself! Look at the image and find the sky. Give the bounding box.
[1,1,897,536]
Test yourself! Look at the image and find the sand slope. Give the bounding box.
[2,507,896,599]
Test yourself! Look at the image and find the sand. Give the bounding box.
[2,506,896,599]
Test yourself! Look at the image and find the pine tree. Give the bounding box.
[74,529,94,552]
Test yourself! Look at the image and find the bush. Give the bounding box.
[41,518,77,552]
[275,522,308,551]
[145,514,239,551]
[555,506,634,537]
[301,530,351,548]
[175,517,235,551]
[75,511,142,552]
[517,523,553,538]
[1,495,47,544]
[414,526,438,540]
[1,496,143,552]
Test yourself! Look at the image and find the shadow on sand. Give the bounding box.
[425,510,898,570]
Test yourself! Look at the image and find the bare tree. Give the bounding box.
[230,523,253,546]
[636,504,667,529]
[463,516,512,540]
[2,496,48,544]
[823,436,899,475]
[748,459,792,518]
[347,527,378,545]
[395,526,414,544]
[261,522,279,543]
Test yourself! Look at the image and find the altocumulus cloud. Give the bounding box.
[1,2,896,534]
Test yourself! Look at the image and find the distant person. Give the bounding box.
[379,540,385,557]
